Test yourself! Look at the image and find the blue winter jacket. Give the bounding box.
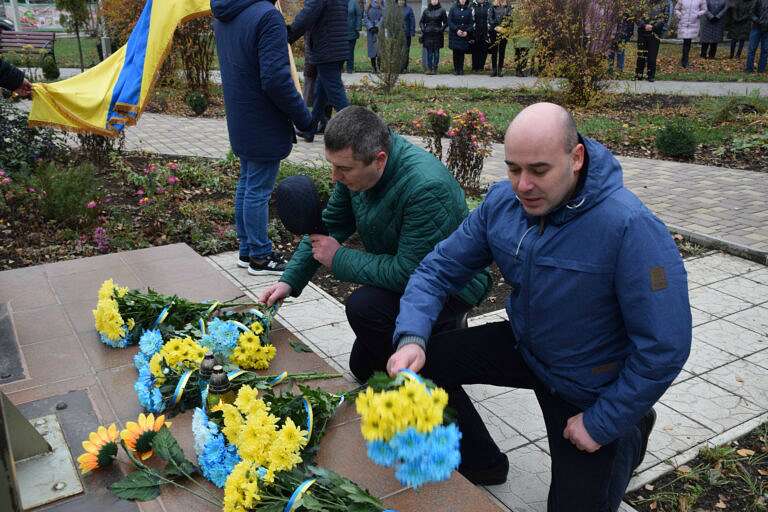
[394,137,692,446]
[212,0,312,161]
[290,0,349,64]
[347,0,363,40]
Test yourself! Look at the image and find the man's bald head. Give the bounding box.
[505,103,578,154]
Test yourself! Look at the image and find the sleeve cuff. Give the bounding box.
[396,335,427,352]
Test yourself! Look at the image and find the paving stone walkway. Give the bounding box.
[124,111,768,258]
[51,67,768,97]
[207,249,768,512]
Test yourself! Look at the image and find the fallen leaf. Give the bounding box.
[736,448,755,457]
[644,484,655,491]
[758,468,768,476]
[677,465,692,474]
[649,501,657,510]
[735,375,744,384]
[715,501,727,509]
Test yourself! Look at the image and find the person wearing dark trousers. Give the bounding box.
[746,0,768,72]
[700,0,729,57]
[448,0,475,74]
[212,0,313,275]
[487,0,510,76]
[0,57,31,96]
[675,0,707,67]
[420,0,448,74]
[289,0,349,143]
[346,0,363,72]
[635,0,669,81]
[609,16,635,72]
[470,0,490,71]
[385,103,692,501]
[399,0,416,72]
[364,0,384,72]
[728,0,758,58]
[259,107,492,366]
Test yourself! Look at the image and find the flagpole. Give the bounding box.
[275,0,303,97]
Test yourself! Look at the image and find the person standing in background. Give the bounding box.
[675,0,707,67]
[470,0,490,71]
[347,0,363,72]
[399,0,416,72]
[448,0,475,75]
[745,0,768,72]
[420,0,448,74]
[700,0,729,58]
[635,0,670,81]
[365,0,384,72]
[609,15,635,73]
[726,0,757,58]
[487,0,511,76]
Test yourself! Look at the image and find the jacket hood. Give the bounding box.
[543,136,623,226]
[212,0,266,21]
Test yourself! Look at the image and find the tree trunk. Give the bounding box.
[75,24,85,71]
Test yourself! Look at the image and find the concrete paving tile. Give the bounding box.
[477,403,530,452]
[382,473,505,511]
[688,286,753,318]
[693,318,767,357]
[722,306,768,336]
[483,389,546,442]
[660,376,764,433]
[673,369,695,385]
[696,253,763,275]
[263,328,345,377]
[78,329,140,371]
[0,270,59,312]
[709,275,768,306]
[682,338,738,377]
[745,348,768,370]
[49,266,144,305]
[485,445,550,512]
[205,250,240,270]
[96,365,145,423]
[690,306,716,327]
[44,252,126,277]
[278,297,346,331]
[743,268,768,286]
[12,304,75,345]
[148,276,245,303]
[128,255,220,288]
[699,359,768,409]
[20,335,92,387]
[299,320,356,357]
[465,383,515,402]
[645,403,715,463]
[684,258,735,286]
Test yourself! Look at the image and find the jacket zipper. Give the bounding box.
[524,216,546,344]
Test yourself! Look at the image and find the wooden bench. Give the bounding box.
[0,31,56,63]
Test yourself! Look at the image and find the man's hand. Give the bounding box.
[14,79,32,98]
[310,234,340,268]
[386,344,426,377]
[644,24,653,31]
[258,282,292,306]
[563,413,601,453]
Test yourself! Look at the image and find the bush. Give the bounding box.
[446,109,496,194]
[277,161,333,203]
[0,100,67,174]
[413,108,451,160]
[33,162,99,227]
[77,133,125,166]
[376,0,405,94]
[655,120,697,159]
[41,55,60,80]
[712,96,768,124]
[186,90,208,115]
[100,0,144,46]
[175,17,215,94]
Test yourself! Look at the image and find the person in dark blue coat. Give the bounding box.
[0,57,31,96]
[288,0,350,142]
[380,103,692,508]
[399,0,416,72]
[212,0,312,275]
[448,0,475,74]
[347,0,363,72]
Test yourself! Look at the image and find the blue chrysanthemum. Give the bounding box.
[134,367,165,413]
[395,459,431,489]
[199,318,240,357]
[192,408,213,457]
[100,332,130,348]
[427,424,462,452]
[139,329,164,357]
[367,440,398,467]
[390,427,428,462]
[133,351,150,370]
[199,433,240,487]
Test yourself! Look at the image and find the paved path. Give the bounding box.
[207,249,768,512]
[125,112,768,257]
[50,67,768,97]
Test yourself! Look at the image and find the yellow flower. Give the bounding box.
[97,279,116,302]
[93,298,126,341]
[223,460,261,512]
[159,337,206,371]
[120,413,171,460]
[126,318,135,331]
[77,423,119,474]
[249,322,264,335]
[149,353,165,385]
[217,403,244,444]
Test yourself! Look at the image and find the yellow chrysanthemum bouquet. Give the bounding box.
[356,370,462,489]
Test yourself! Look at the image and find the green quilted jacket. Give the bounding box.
[280,132,492,306]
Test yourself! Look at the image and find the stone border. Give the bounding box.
[671,224,768,266]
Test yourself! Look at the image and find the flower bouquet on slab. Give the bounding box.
[356,370,462,489]
[92,278,255,348]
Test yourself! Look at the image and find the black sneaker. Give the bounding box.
[236,255,250,268]
[458,453,509,486]
[295,128,315,143]
[248,253,287,275]
[636,407,657,469]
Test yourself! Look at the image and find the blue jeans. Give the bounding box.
[235,158,280,259]
[347,38,357,73]
[310,61,349,133]
[425,47,440,70]
[746,27,768,73]
[608,48,625,71]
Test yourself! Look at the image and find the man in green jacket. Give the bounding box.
[259,106,491,379]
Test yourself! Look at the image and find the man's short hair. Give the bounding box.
[562,110,579,153]
[324,106,390,165]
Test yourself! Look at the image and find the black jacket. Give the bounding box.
[289,0,349,64]
[487,4,510,43]
[448,2,474,51]
[754,0,768,31]
[420,3,448,49]
[0,57,24,91]
[471,0,491,45]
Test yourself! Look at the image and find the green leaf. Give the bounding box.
[109,471,161,501]
[152,426,197,476]
[298,493,326,510]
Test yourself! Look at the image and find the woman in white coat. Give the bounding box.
[675,0,708,67]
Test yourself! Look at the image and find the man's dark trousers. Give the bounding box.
[350,319,648,512]
[309,61,349,133]
[635,30,660,79]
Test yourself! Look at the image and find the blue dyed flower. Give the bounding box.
[199,432,240,487]
[395,459,431,489]
[133,351,150,370]
[390,428,428,461]
[427,424,462,453]
[199,318,240,356]
[192,408,213,457]
[139,329,164,357]
[134,367,165,413]
[367,440,398,467]
[100,332,130,348]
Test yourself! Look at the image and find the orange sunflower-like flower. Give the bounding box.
[120,413,171,460]
[77,423,119,474]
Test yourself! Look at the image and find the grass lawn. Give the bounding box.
[53,36,101,68]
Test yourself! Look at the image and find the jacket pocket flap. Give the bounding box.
[536,256,614,275]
